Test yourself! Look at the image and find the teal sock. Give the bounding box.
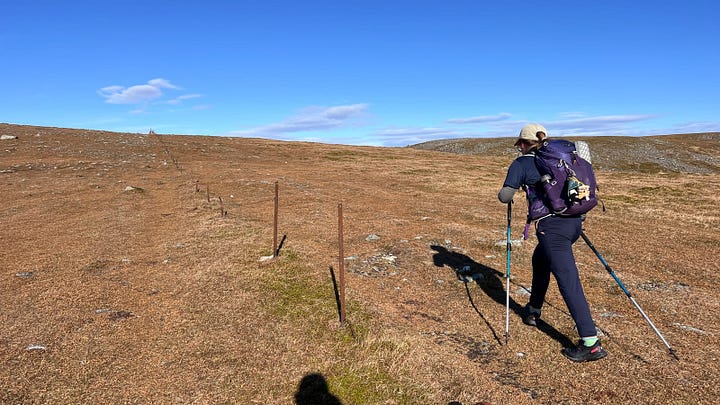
[582,337,598,347]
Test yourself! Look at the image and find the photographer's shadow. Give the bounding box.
[431,245,573,347]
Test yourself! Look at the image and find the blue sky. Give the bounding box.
[2,1,718,146]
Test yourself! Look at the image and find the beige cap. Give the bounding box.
[515,123,547,146]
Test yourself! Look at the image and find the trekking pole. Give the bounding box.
[505,201,512,344]
[580,231,679,360]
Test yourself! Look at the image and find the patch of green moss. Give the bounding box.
[327,366,420,404]
[601,194,638,204]
[635,185,689,197]
[258,250,372,340]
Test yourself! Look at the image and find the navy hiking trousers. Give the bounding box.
[529,216,596,337]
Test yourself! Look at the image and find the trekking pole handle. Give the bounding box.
[507,200,512,228]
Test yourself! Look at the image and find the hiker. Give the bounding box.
[497,123,607,362]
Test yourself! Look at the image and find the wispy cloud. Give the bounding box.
[147,78,180,90]
[97,78,182,104]
[227,104,369,139]
[547,114,655,130]
[372,113,663,146]
[167,94,203,105]
[666,121,720,134]
[531,114,656,137]
[446,112,512,124]
[371,127,463,146]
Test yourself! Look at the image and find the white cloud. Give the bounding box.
[547,114,655,130]
[446,112,512,124]
[227,103,369,138]
[666,121,720,134]
[370,127,468,146]
[374,127,457,137]
[535,114,656,137]
[98,78,181,104]
[167,94,203,105]
[148,78,181,90]
[377,113,663,145]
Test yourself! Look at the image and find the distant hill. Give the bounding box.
[1,123,718,174]
[410,132,720,174]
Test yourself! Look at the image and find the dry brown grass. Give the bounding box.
[1,123,718,404]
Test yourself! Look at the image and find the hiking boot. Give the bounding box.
[522,306,541,327]
[562,339,608,363]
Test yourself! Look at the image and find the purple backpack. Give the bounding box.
[527,139,598,220]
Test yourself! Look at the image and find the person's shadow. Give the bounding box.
[295,373,342,405]
[431,245,573,347]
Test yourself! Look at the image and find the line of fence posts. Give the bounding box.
[157,138,225,218]
[161,144,349,328]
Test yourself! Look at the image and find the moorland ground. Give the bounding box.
[1,123,719,404]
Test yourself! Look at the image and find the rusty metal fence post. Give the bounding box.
[338,203,346,326]
[218,196,226,217]
[273,181,279,257]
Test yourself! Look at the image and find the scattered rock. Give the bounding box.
[514,287,531,297]
[1,135,18,140]
[457,265,485,283]
[349,252,401,277]
[259,255,275,262]
[495,239,524,247]
[25,344,47,351]
[123,185,144,193]
[108,310,134,321]
[600,311,623,318]
[382,254,397,264]
[15,271,34,278]
[637,281,690,292]
[673,323,706,334]
[366,234,380,241]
